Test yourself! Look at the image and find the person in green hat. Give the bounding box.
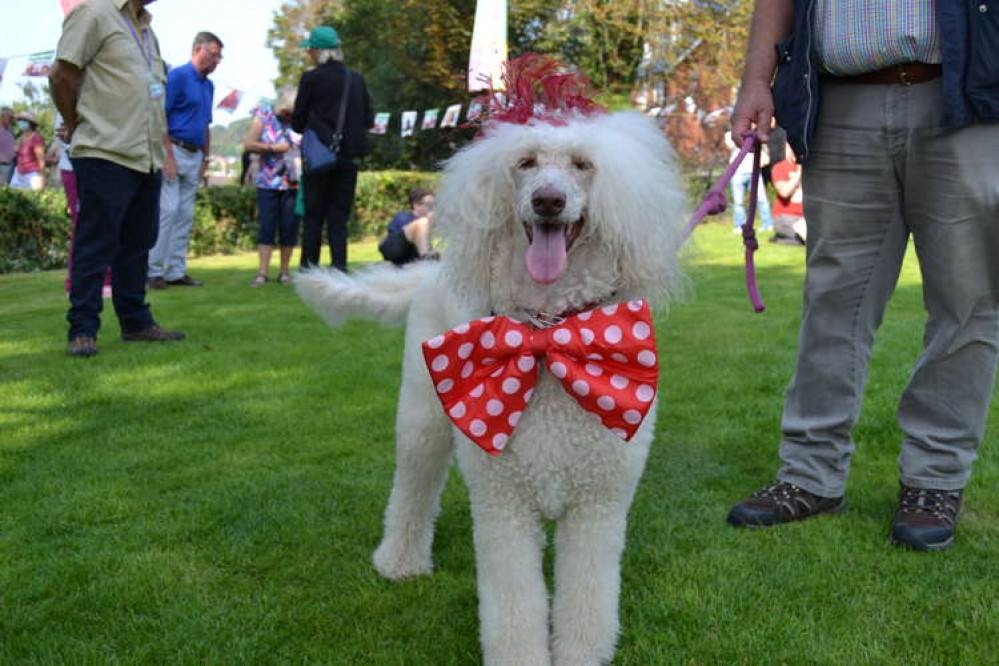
[291,26,374,272]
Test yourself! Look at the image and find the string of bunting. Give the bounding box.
[216,86,488,138]
[3,48,730,136]
[1,47,482,138]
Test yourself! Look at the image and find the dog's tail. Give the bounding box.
[294,262,438,327]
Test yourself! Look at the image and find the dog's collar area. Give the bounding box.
[493,292,617,330]
[527,311,566,329]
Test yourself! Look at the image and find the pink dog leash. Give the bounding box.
[683,135,766,313]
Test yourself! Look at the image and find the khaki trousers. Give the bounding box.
[777,78,999,496]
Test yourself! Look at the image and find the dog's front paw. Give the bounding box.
[372,540,434,580]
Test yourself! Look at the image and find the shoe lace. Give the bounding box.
[756,481,799,498]
[755,482,813,517]
[899,487,959,525]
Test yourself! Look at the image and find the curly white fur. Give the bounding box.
[296,110,688,666]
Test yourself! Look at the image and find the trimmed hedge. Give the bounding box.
[0,187,71,274]
[2,169,713,275]
[352,170,440,239]
[0,170,440,274]
[189,185,258,257]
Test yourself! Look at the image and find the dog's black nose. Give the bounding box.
[532,186,566,218]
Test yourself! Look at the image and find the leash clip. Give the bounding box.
[528,311,566,329]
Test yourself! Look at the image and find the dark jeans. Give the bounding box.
[256,188,300,246]
[301,158,358,271]
[379,230,419,266]
[67,158,160,340]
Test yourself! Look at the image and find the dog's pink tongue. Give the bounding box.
[526,225,567,284]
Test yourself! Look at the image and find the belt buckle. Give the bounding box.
[897,64,912,86]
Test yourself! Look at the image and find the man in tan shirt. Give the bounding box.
[50,0,185,357]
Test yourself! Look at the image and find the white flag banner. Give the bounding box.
[0,58,7,87]
[465,101,483,122]
[468,0,507,92]
[421,108,439,130]
[440,103,462,128]
[401,110,417,137]
[371,112,390,134]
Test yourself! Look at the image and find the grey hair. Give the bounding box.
[193,31,223,50]
[275,86,297,114]
[315,48,343,64]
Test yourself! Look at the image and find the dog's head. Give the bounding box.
[512,137,593,286]
[435,62,688,320]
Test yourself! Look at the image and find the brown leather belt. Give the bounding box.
[169,136,202,153]
[834,62,942,86]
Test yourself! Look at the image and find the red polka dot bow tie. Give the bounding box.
[422,300,659,455]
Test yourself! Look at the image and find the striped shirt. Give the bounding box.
[813,0,941,76]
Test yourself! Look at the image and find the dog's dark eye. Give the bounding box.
[572,158,593,171]
[517,157,537,169]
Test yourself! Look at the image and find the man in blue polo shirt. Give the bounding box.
[148,31,223,289]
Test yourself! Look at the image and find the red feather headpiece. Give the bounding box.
[473,54,605,130]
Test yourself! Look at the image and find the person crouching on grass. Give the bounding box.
[378,187,438,266]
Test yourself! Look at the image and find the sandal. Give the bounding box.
[249,274,268,287]
[278,272,292,285]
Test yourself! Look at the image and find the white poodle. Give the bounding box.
[296,64,688,666]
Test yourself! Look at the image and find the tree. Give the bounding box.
[268,0,481,170]
[267,0,343,88]
[510,0,646,94]
[636,0,753,172]
[266,0,753,170]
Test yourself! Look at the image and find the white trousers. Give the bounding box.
[11,169,44,191]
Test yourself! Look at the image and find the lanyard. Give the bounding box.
[118,9,154,71]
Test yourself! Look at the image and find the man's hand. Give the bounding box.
[728,0,793,147]
[731,79,774,148]
[198,159,208,181]
[56,122,75,144]
[163,154,178,181]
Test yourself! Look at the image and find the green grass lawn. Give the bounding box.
[1,224,997,664]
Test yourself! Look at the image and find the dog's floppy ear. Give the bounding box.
[434,123,522,309]
[584,111,689,305]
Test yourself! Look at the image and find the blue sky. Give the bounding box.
[0,0,287,123]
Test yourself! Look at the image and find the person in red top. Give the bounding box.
[769,142,806,246]
[11,112,46,191]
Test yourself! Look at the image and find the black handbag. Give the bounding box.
[301,71,351,176]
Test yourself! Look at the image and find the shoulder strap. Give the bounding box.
[334,70,351,137]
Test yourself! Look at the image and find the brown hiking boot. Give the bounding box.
[890,485,962,551]
[727,481,845,528]
[121,325,186,342]
[67,335,98,357]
